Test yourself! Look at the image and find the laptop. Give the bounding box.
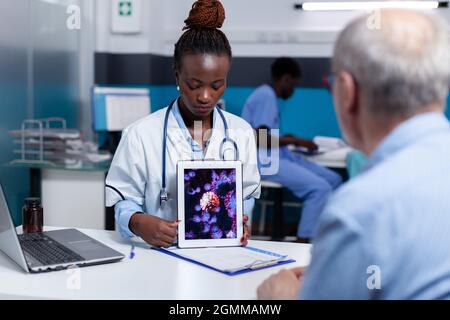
[0,184,125,273]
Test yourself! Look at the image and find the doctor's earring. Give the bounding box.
[176,85,180,91]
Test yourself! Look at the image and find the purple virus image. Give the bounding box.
[226,230,236,238]
[184,168,237,240]
[210,225,223,239]
[185,231,195,239]
[200,191,220,212]
[202,223,211,233]
[224,191,237,218]
[209,215,217,224]
[201,212,211,222]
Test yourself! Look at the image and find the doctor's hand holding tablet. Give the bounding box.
[128,214,180,248]
[105,0,261,249]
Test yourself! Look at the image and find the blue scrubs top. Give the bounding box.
[241,84,279,131]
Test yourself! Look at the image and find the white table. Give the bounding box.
[0,227,311,300]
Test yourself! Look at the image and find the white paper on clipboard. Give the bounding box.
[162,246,289,273]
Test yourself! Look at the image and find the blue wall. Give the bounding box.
[223,87,342,138]
[0,84,30,226]
[148,85,450,140]
[33,84,79,129]
[148,85,342,138]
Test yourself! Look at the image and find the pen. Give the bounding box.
[129,241,136,259]
[249,260,278,270]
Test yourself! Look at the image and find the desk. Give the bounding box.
[6,162,111,230]
[0,227,311,300]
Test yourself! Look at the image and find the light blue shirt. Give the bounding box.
[241,84,280,130]
[172,100,214,160]
[300,112,450,299]
[115,102,255,238]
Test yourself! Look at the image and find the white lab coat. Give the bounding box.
[105,103,261,222]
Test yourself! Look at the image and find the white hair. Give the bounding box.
[333,10,450,117]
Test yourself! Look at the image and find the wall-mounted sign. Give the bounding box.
[111,0,142,34]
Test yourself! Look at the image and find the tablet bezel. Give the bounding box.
[177,160,244,248]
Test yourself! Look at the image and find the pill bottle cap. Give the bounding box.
[25,198,41,207]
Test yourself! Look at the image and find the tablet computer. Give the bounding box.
[177,160,244,248]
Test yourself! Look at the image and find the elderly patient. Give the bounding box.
[257,9,450,299]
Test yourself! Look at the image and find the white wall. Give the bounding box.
[96,0,450,57]
[96,0,165,54]
[161,0,363,57]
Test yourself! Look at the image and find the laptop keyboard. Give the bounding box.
[19,232,85,266]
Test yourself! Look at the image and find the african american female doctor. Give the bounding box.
[105,0,261,248]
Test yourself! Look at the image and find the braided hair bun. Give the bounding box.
[174,0,231,72]
[183,0,225,30]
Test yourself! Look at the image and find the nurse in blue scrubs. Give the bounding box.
[241,57,342,243]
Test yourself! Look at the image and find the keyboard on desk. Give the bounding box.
[18,232,85,266]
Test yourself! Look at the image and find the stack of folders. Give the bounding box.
[156,246,295,276]
[288,136,349,155]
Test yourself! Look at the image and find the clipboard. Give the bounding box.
[153,246,296,276]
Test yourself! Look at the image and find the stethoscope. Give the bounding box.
[159,98,239,206]
[106,97,243,207]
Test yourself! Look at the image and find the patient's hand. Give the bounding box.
[257,267,305,300]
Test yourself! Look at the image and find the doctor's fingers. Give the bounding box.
[157,223,177,240]
[241,225,249,246]
[156,233,177,247]
[160,222,178,238]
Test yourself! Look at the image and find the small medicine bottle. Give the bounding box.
[22,198,43,234]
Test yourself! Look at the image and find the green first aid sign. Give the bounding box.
[119,1,132,16]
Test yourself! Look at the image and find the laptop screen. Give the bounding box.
[0,185,29,272]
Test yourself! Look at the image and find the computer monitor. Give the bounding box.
[92,86,151,132]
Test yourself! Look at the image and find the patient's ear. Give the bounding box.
[338,71,358,116]
[334,70,363,151]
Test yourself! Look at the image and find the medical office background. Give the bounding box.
[1,0,450,231]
